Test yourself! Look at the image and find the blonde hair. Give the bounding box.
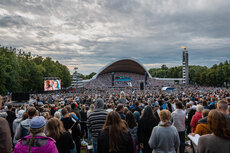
[159,110,171,126]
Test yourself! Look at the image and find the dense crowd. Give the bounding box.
[84,72,171,89]
[0,86,230,153]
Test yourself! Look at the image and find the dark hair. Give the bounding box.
[7,104,12,110]
[61,108,68,116]
[202,100,208,106]
[116,104,124,112]
[176,102,183,109]
[208,110,230,139]
[125,111,137,129]
[27,107,37,117]
[103,111,128,152]
[142,105,154,120]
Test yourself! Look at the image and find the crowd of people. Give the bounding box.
[0,85,230,153]
[84,72,170,89]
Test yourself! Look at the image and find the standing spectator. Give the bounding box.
[217,100,230,125]
[12,110,25,134]
[6,104,16,137]
[116,104,126,120]
[187,106,196,133]
[190,105,203,132]
[46,118,74,153]
[15,107,37,140]
[0,116,12,153]
[138,106,159,153]
[197,110,230,153]
[61,108,81,153]
[98,111,134,153]
[14,116,58,153]
[195,109,211,136]
[149,110,180,153]
[87,104,95,118]
[119,92,127,105]
[88,98,108,153]
[125,111,138,147]
[171,102,186,153]
[80,105,88,138]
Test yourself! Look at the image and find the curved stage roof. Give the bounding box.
[93,58,152,79]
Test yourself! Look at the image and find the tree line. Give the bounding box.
[148,61,230,86]
[0,46,71,95]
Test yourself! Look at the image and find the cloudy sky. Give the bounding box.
[0,0,230,74]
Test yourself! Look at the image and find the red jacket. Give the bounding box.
[190,112,202,133]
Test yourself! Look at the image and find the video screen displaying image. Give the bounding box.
[44,80,61,91]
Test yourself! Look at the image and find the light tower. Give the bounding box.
[181,46,189,85]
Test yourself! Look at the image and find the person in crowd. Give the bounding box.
[131,101,142,114]
[197,110,230,153]
[54,111,61,120]
[0,116,13,153]
[125,111,138,147]
[88,98,108,153]
[98,111,134,153]
[80,105,88,138]
[133,111,140,123]
[190,105,203,132]
[171,102,186,153]
[13,110,25,134]
[138,105,159,153]
[217,100,230,125]
[202,100,210,109]
[14,116,58,153]
[118,92,127,105]
[87,104,95,117]
[149,110,180,153]
[6,104,17,137]
[195,109,211,135]
[15,107,37,140]
[61,108,81,153]
[46,118,74,153]
[116,104,126,120]
[71,103,81,120]
[186,105,196,134]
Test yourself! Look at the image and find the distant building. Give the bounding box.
[71,67,83,88]
[182,47,189,84]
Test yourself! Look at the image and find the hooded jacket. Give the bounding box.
[88,98,108,138]
[15,119,31,140]
[14,135,58,153]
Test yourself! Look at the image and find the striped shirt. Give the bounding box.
[88,109,108,138]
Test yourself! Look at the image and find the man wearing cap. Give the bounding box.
[14,116,58,153]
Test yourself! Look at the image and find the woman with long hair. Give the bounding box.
[98,111,134,153]
[125,111,138,146]
[197,110,230,153]
[148,110,180,153]
[14,116,58,153]
[46,118,74,153]
[137,105,159,153]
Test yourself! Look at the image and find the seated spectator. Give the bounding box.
[195,109,211,136]
[14,116,58,153]
[197,110,230,153]
[98,111,134,153]
[190,105,203,132]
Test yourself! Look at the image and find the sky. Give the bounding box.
[0,0,230,74]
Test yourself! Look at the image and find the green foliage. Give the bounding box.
[0,46,71,95]
[80,72,96,80]
[149,61,230,86]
